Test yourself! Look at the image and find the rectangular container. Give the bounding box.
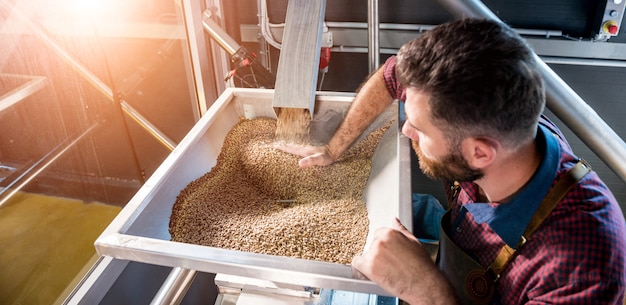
[95,88,411,295]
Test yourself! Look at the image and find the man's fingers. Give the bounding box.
[298,154,329,168]
[351,254,362,269]
[298,156,316,168]
[350,255,370,280]
[274,143,306,156]
[393,217,419,242]
[393,217,408,231]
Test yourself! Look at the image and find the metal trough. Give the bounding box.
[94,88,411,295]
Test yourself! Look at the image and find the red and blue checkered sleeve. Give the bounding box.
[504,173,626,304]
[382,56,406,101]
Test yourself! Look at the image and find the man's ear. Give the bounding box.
[461,137,498,169]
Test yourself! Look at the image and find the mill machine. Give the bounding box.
[64,0,626,303]
[72,0,413,304]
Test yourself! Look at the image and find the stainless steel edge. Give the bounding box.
[95,88,402,296]
[63,257,130,305]
[96,233,389,296]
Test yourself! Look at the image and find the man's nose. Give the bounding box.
[401,122,417,141]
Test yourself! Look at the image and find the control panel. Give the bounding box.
[596,0,626,40]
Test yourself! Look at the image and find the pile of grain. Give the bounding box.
[169,117,389,264]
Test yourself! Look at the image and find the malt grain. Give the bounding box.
[169,117,389,264]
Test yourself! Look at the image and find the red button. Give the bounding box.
[608,24,619,35]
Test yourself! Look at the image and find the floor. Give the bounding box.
[0,192,121,305]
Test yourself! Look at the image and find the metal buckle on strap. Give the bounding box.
[518,235,527,248]
[485,267,501,283]
[578,158,592,170]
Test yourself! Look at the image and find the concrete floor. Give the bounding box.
[0,192,121,305]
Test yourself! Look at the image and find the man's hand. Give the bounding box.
[351,218,458,305]
[274,143,336,168]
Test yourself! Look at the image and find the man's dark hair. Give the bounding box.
[396,18,545,149]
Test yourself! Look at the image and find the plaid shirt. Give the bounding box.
[383,56,626,304]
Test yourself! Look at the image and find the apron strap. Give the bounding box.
[488,159,592,277]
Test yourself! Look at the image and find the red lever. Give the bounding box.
[319,47,331,71]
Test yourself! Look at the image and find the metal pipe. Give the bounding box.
[436,0,626,182]
[328,47,626,69]
[367,0,380,72]
[150,268,197,305]
[259,0,283,49]
[120,101,176,151]
[437,0,499,20]
[256,0,271,69]
[202,10,240,56]
[325,21,563,37]
[330,46,399,55]
[541,56,626,68]
[0,74,48,114]
[0,124,98,207]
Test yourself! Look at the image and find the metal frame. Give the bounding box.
[367,0,380,72]
[62,257,130,305]
[0,74,48,113]
[0,124,99,207]
[202,0,232,97]
[246,21,626,62]
[0,2,180,151]
[179,0,221,115]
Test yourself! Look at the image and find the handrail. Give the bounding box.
[150,268,197,305]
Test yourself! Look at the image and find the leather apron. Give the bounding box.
[438,210,495,304]
[436,160,591,305]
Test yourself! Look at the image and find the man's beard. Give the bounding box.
[412,140,483,182]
